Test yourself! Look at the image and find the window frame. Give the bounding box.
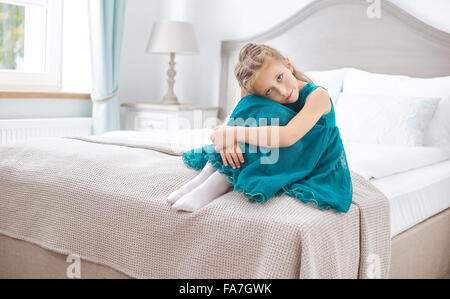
[0,0,63,91]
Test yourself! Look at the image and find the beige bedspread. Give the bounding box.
[0,135,390,278]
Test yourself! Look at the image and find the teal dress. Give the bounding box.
[182,82,353,213]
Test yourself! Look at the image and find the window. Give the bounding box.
[0,0,63,91]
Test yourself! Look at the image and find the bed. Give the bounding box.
[1,0,449,279]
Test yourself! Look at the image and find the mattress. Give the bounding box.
[370,160,450,237]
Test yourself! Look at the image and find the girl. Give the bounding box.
[167,43,353,213]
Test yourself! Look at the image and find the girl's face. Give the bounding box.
[251,58,301,105]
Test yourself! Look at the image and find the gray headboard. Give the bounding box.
[218,0,450,121]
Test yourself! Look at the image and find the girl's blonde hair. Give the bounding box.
[234,43,314,98]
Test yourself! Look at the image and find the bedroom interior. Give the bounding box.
[0,0,449,280]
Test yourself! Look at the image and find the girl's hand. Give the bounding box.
[210,125,237,152]
[219,142,245,169]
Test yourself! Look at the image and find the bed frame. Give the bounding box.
[1,0,449,278]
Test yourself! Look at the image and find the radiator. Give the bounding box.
[0,118,92,145]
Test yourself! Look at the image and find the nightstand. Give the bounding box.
[120,103,220,131]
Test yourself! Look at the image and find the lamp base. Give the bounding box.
[161,52,180,105]
[161,95,179,105]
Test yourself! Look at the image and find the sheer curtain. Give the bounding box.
[87,0,127,135]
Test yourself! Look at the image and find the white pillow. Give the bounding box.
[335,92,441,146]
[306,68,349,105]
[342,68,450,148]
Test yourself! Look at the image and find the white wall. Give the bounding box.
[118,0,160,103]
[61,0,91,93]
[119,0,450,108]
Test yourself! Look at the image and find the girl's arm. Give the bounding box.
[234,88,331,148]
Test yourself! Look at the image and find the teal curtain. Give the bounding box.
[87,0,127,135]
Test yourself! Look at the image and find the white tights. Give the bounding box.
[166,162,233,212]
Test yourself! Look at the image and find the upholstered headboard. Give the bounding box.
[217,0,450,121]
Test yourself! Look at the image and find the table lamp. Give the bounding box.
[146,21,200,105]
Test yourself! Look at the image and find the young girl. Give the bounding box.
[167,43,353,213]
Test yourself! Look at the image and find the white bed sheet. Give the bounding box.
[370,160,450,237]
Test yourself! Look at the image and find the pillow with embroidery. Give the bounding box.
[335,92,441,146]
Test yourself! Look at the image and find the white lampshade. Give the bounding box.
[146,21,200,54]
